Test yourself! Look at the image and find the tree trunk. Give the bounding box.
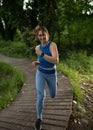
[5,24,16,41]
[0,17,5,39]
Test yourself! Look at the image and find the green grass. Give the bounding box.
[0,62,24,110]
[57,63,83,101]
[0,40,36,60]
[57,51,93,101]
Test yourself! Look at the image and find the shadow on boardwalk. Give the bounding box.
[0,54,73,130]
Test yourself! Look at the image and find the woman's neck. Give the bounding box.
[42,41,49,47]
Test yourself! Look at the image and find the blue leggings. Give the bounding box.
[36,70,57,120]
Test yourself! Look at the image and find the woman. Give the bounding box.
[32,26,59,130]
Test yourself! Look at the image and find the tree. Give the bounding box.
[23,0,59,47]
[56,0,93,49]
[0,0,24,40]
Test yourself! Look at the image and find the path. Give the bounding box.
[0,54,73,130]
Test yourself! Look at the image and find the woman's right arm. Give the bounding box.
[32,61,40,67]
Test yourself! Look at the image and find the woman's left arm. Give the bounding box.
[43,42,59,64]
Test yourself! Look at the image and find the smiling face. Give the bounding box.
[38,30,49,44]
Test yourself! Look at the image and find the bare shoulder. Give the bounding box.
[50,42,57,49]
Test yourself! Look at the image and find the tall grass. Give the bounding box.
[0,40,36,59]
[0,62,24,110]
[57,63,82,101]
[57,51,93,101]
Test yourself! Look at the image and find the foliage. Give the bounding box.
[0,40,36,59]
[0,0,93,51]
[53,0,93,51]
[57,63,83,101]
[0,62,24,109]
[0,0,24,40]
[22,27,37,47]
[57,50,93,101]
[24,0,58,40]
[64,51,93,74]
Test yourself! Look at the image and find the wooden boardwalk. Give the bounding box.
[0,54,73,130]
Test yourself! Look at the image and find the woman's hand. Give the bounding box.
[32,61,40,67]
[35,45,42,56]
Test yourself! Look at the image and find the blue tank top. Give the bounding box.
[38,41,56,74]
[38,41,54,68]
